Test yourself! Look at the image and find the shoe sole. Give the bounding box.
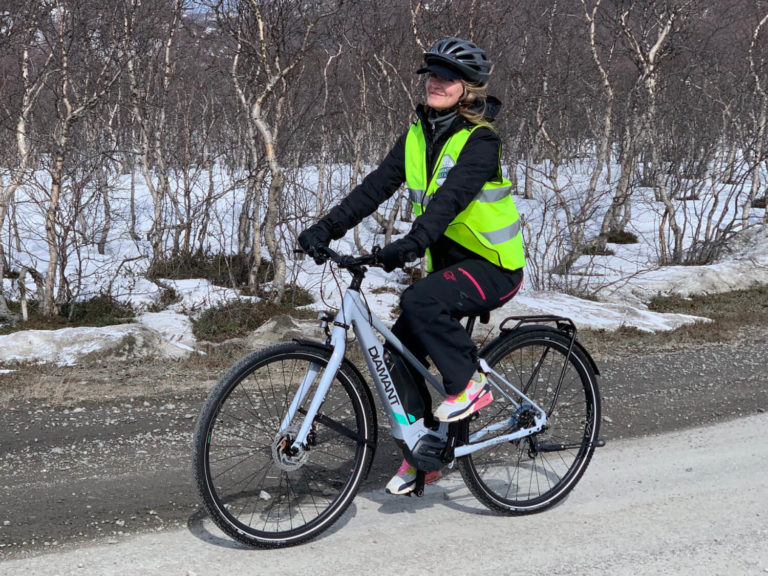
[386,484,415,496]
[436,390,493,423]
[385,474,441,495]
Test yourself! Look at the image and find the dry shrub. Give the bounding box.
[0,294,135,335]
[147,252,273,288]
[606,230,639,244]
[193,287,316,343]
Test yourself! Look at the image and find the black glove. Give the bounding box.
[376,237,420,272]
[298,222,332,264]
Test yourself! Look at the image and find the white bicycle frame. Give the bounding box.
[287,285,548,458]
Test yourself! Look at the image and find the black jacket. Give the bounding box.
[319,97,504,271]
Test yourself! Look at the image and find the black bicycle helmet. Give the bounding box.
[417,37,491,86]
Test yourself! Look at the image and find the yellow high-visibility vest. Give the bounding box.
[405,120,526,272]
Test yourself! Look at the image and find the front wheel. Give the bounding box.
[457,328,601,514]
[193,342,375,548]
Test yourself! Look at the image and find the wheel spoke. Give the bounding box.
[458,330,600,514]
[193,343,373,547]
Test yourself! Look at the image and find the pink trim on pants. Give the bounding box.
[458,267,486,300]
[499,277,524,301]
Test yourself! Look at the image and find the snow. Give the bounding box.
[136,311,199,355]
[5,223,759,368]
[0,324,159,367]
[1,164,767,368]
[603,226,768,304]
[500,291,707,333]
[152,278,250,314]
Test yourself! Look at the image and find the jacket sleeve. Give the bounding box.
[318,132,407,240]
[395,127,502,256]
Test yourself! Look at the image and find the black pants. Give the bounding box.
[390,259,524,400]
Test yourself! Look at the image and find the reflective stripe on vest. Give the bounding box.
[404,120,526,272]
[408,188,425,203]
[482,219,522,245]
[417,183,514,210]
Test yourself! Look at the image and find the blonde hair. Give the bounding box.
[457,82,493,129]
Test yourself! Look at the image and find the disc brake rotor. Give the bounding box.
[271,426,309,472]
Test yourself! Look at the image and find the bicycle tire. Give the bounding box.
[193,341,375,548]
[457,327,601,514]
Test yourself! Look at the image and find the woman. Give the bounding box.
[299,37,525,495]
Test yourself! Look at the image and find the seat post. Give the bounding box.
[464,315,476,335]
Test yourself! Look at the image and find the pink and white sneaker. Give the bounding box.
[434,373,493,422]
[385,460,441,495]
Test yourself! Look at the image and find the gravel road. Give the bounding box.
[1,326,766,570]
[1,412,766,575]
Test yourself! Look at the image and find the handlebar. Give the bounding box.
[295,245,380,291]
[321,245,378,269]
[295,245,380,271]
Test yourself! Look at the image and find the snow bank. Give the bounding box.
[0,324,162,367]
[1,226,765,368]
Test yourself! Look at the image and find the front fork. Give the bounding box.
[287,324,347,452]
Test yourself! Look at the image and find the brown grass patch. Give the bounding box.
[578,285,768,359]
[0,294,135,335]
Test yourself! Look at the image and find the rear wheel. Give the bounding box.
[457,328,600,514]
[193,342,375,547]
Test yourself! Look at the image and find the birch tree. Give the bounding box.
[747,7,768,225]
[122,0,185,261]
[215,0,337,302]
[581,0,636,250]
[0,6,52,320]
[37,0,126,316]
[536,1,606,278]
[617,0,689,263]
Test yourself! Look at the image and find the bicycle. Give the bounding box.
[193,246,604,548]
